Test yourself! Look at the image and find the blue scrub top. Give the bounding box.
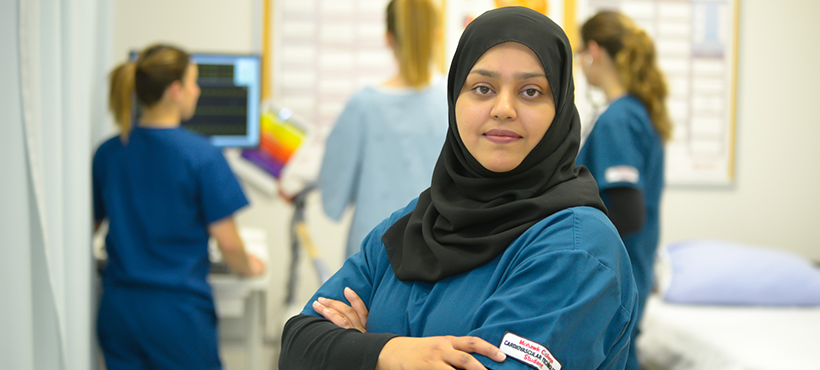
[576,94,664,320]
[93,126,248,298]
[301,199,638,370]
[318,79,448,258]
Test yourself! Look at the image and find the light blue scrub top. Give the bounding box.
[302,199,638,370]
[318,79,448,258]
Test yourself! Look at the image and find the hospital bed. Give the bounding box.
[635,239,820,370]
[638,294,820,370]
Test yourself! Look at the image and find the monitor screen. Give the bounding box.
[130,52,261,148]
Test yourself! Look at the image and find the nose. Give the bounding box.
[491,89,516,121]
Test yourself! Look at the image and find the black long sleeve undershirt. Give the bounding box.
[279,314,399,370]
[602,187,646,237]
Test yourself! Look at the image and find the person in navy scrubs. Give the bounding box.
[93,44,264,370]
[279,7,638,370]
[575,11,672,370]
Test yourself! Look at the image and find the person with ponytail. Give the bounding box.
[317,0,448,259]
[575,10,670,370]
[93,44,264,370]
[280,7,637,370]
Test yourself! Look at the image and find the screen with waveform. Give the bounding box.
[130,52,261,148]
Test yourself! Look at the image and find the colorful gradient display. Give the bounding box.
[241,111,305,178]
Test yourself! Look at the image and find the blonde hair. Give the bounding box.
[108,44,190,142]
[581,11,672,142]
[387,0,441,88]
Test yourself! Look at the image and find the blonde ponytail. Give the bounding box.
[108,62,137,143]
[581,11,672,142]
[391,0,441,88]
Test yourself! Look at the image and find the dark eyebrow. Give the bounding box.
[515,72,547,80]
[468,69,547,81]
[470,69,499,78]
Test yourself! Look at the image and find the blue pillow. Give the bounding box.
[656,239,820,306]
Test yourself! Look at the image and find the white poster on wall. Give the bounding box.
[575,0,739,186]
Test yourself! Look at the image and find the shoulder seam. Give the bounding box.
[571,208,631,313]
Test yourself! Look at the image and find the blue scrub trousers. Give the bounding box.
[97,284,221,370]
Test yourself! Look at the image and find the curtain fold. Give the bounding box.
[6,0,106,368]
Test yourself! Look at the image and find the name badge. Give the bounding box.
[604,165,640,184]
[498,332,561,370]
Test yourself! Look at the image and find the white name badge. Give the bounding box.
[499,332,562,370]
[604,165,640,184]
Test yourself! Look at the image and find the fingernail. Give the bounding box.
[497,351,506,361]
[318,296,327,302]
[313,301,321,307]
[344,287,352,293]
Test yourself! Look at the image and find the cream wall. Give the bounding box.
[658,0,820,260]
[108,0,820,336]
[112,0,258,60]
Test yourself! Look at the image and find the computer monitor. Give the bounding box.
[130,51,261,148]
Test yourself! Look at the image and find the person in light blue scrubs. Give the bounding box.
[280,7,638,370]
[318,0,448,259]
[93,44,264,370]
[575,11,672,370]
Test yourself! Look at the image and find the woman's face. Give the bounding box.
[179,63,201,121]
[575,45,592,81]
[455,42,556,173]
[575,41,604,88]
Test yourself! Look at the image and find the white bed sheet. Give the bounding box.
[637,294,819,370]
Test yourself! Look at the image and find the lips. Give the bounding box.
[483,129,522,143]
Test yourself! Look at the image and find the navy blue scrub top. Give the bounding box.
[93,126,248,298]
[576,94,664,308]
[301,199,638,370]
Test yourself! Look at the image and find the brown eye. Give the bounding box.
[474,86,492,95]
[523,88,540,97]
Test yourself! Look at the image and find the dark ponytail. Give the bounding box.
[107,44,190,142]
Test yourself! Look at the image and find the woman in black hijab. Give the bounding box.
[280,7,638,370]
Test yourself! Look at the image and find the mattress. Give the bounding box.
[637,295,819,370]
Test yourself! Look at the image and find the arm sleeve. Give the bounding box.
[279,315,398,370]
[92,147,106,222]
[280,210,406,369]
[318,95,366,220]
[602,186,646,236]
[581,113,645,192]
[470,212,637,370]
[198,151,249,224]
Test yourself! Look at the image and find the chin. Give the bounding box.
[481,161,519,173]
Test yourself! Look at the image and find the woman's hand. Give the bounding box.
[247,254,266,276]
[376,336,506,370]
[312,287,369,332]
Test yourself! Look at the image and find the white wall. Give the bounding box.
[111,0,258,61]
[659,0,820,260]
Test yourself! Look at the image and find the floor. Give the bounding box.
[221,344,278,370]
[98,344,278,370]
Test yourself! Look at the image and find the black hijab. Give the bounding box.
[382,7,606,283]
